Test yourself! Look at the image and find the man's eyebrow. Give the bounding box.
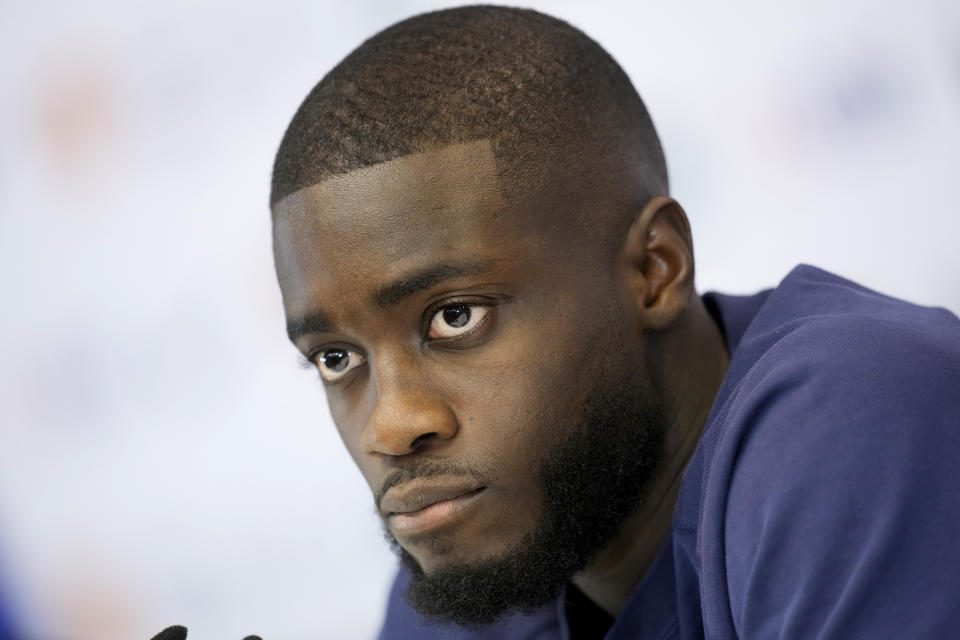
[372,262,491,310]
[286,262,492,344]
[286,310,335,343]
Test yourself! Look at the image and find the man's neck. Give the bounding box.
[571,296,729,616]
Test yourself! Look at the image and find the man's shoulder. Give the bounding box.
[697,263,960,580]
[726,264,959,402]
[716,264,960,469]
[722,299,960,492]
[696,266,960,638]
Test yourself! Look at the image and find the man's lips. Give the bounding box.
[380,477,486,534]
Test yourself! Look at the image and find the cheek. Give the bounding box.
[327,396,380,490]
[444,309,602,477]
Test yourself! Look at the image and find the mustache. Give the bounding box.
[374,459,488,512]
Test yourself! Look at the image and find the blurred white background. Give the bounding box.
[0,0,957,638]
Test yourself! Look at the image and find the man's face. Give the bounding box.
[273,140,664,622]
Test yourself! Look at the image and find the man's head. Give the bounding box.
[270,5,667,210]
[271,6,699,626]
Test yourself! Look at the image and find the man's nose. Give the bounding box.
[360,369,459,457]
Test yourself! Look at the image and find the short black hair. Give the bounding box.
[270,5,667,208]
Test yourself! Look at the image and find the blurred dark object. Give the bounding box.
[150,626,187,640]
[149,627,262,640]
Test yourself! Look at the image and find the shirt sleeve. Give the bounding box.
[723,315,960,639]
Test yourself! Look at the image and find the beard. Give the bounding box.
[382,366,667,627]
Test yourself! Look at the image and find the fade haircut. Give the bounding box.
[270,5,668,209]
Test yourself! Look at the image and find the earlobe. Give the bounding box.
[621,196,695,330]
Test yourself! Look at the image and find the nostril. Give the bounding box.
[411,432,438,449]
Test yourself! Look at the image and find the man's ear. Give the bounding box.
[620,196,695,330]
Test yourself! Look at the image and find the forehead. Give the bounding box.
[272,140,532,318]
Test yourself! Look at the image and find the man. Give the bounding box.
[270,6,960,639]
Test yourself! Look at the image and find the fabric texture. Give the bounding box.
[378,265,960,640]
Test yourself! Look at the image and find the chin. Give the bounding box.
[397,527,527,575]
[396,528,564,627]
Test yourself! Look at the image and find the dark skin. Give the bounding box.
[273,140,729,617]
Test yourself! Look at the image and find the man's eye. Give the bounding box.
[316,348,366,382]
[428,304,490,339]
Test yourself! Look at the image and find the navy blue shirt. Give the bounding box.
[379,265,960,639]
